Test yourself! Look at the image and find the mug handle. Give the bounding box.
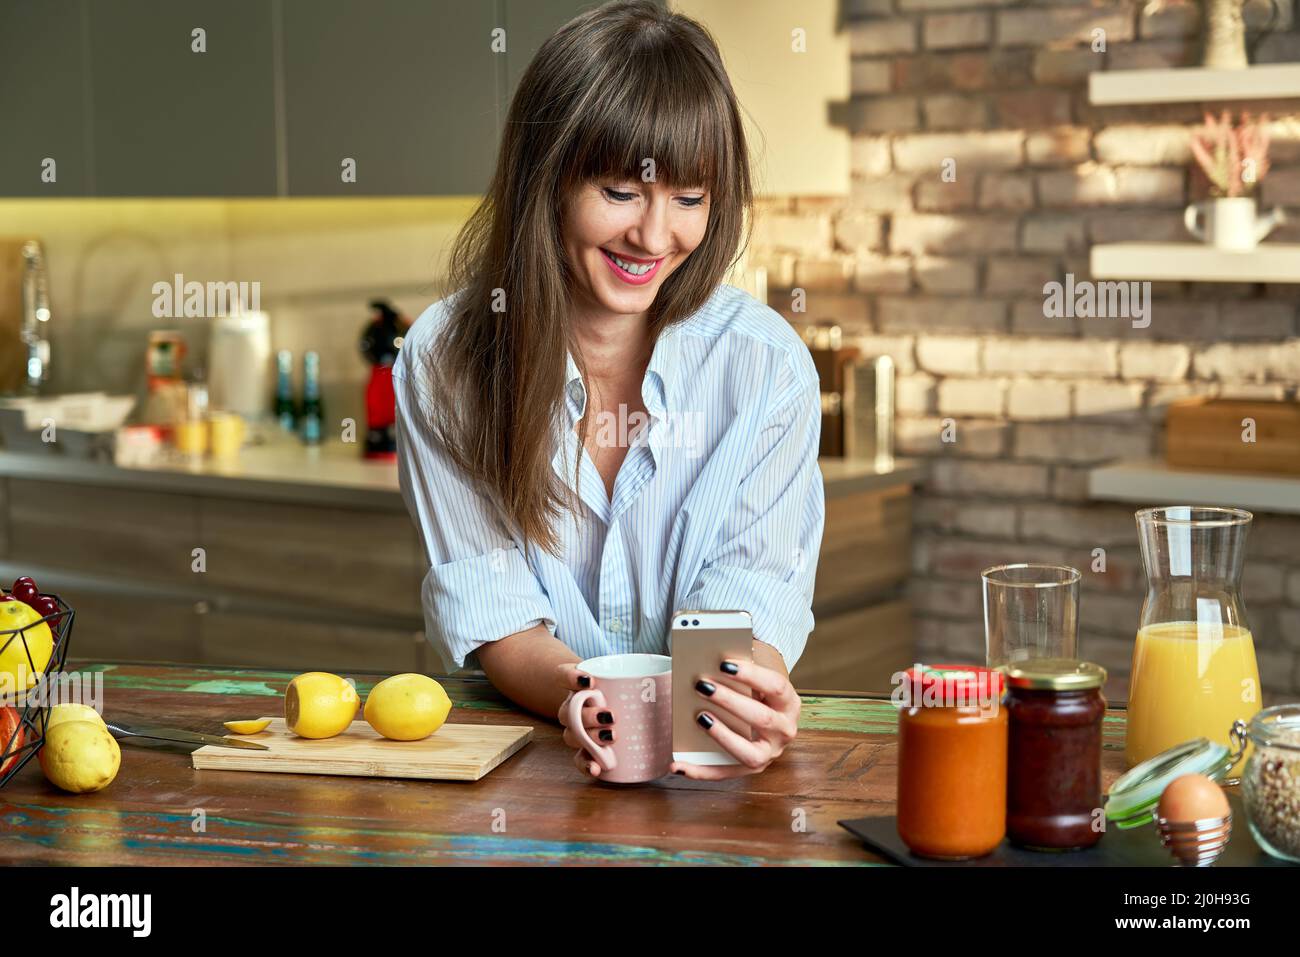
[565,688,618,771]
[1184,202,1205,241]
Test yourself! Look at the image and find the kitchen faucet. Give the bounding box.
[20,239,51,395]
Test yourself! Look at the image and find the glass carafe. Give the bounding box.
[1127,506,1261,776]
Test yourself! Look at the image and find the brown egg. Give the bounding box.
[1158,773,1230,824]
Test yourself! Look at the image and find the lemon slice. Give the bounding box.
[223,718,272,735]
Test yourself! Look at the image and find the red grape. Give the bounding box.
[29,594,61,627]
[11,577,38,606]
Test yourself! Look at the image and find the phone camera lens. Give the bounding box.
[692,619,699,626]
[680,619,688,627]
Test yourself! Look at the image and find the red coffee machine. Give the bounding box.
[359,299,410,460]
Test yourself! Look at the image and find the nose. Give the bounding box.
[627,194,672,258]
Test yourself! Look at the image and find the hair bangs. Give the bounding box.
[565,42,731,194]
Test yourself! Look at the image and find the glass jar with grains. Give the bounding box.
[1235,704,1300,863]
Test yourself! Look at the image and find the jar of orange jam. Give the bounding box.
[896,664,1007,860]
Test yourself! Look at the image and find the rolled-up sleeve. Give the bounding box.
[681,357,824,670]
[393,350,558,673]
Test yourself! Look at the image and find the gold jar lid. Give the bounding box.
[1003,658,1106,691]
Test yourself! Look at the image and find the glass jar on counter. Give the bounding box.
[1236,705,1300,863]
[896,665,1007,860]
[1005,659,1107,851]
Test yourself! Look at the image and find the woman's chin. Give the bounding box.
[592,278,660,314]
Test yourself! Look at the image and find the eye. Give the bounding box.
[677,195,707,208]
[602,187,637,203]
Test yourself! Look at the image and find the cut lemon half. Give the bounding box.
[223,718,272,735]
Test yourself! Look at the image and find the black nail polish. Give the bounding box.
[720,661,739,675]
[695,679,716,696]
[696,712,714,730]
[599,729,613,742]
[674,769,686,775]
[597,711,613,724]
[578,675,591,688]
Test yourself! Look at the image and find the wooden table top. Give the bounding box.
[0,662,1132,866]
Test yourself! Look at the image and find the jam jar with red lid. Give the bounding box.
[1004,658,1107,851]
[896,664,1007,860]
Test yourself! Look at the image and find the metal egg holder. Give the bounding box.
[0,594,75,788]
[1141,724,1247,867]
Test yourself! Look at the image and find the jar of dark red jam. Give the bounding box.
[1004,659,1107,851]
[896,664,1007,860]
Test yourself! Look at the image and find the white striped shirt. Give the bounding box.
[393,283,824,673]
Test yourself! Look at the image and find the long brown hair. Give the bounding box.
[424,0,752,553]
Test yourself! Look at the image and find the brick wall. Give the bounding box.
[750,0,1300,695]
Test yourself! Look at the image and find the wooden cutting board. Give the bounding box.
[0,239,31,395]
[191,717,533,781]
[1166,397,1300,475]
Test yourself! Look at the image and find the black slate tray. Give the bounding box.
[839,793,1292,866]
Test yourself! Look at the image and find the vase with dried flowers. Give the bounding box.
[1143,0,1282,69]
[1186,111,1285,249]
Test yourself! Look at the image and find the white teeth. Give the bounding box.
[609,252,654,276]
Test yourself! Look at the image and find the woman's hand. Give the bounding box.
[555,662,614,778]
[669,656,800,780]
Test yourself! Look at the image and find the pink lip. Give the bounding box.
[600,248,664,286]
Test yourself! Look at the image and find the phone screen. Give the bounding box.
[671,611,753,765]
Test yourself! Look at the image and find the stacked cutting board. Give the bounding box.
[1166,398,1300,475]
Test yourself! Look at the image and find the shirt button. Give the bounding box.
[608,618,622,633]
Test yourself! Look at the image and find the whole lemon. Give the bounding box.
[0,601,53,693]
[46,703,106,732]
[364,674,451,741]
[39,720,120,793]
[284,672,359,739]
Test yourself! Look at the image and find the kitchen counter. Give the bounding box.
[0,441,922,510]
[0,444,921,690]
[0,661,1131,866]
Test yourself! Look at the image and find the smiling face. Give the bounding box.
[562,179,710,321]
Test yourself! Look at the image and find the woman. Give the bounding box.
[393,0,823,780]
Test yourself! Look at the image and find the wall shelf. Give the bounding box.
[1090,242,1300,283]
[1090,459,1300,515]
[1089,63,1300,105]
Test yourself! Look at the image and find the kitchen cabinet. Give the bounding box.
[0,0,659,197]
[6,479,199,586]
[792,481,914,693]
[281,0,500,195]
[197,495,424,617]
[0,474,426,670]
[197,607,425,674]
[0,0,92,196]
[35,584,202,664]
[86,0,279,196]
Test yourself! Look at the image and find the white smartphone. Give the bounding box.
[671,609,754,766]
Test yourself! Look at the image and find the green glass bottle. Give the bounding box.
[274,350,297,433]
[301,351,323,445]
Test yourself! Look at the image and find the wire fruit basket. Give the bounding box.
[0,592,75,788]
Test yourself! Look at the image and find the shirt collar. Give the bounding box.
[561,321,684,424]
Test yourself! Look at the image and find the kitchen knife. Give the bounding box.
[106,721,270,751]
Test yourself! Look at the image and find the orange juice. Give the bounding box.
[1126,621,1260,774]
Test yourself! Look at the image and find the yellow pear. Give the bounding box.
[39,720,120,793]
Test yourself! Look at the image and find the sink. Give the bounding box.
[0,392,136,458]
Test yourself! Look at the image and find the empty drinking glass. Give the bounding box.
[982,564,1081,668]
